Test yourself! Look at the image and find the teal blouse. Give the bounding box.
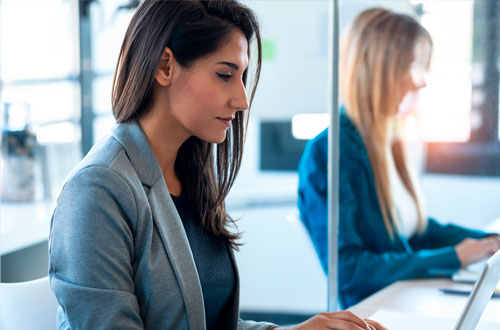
[297,109,489,308]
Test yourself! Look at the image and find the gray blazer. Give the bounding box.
[49,120,276,330]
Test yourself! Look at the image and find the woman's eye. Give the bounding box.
[217,73,232,82]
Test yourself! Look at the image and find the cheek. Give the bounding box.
[184,75,220,110]
[406,74,419,92]
[399,76,414,99]
[176,77,225,138]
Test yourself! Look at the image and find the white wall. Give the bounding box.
[247,0,329,120]
[421,174,500,228]
[231,205,326,314]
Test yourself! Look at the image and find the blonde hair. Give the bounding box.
[340,8,431,238]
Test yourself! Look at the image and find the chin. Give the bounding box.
[214,134,228,144]
[200,131,228,144]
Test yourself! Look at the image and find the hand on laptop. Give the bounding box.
[365,318,387,330]
[272,311,387,330]
[455,235,500,267]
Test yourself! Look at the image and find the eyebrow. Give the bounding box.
[216,61,240,70]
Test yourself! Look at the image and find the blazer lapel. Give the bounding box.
[229,247,240,328]
[112,120,205,330]
[149,182,206,330]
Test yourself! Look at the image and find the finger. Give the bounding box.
[485,238,500,254]
[485,235,500,247]
[491,240,500,252]
[365,319,388,330]
[322,318,368,330]
[492,236,500,250]
[479,238,499,256]
[321,311,369,329]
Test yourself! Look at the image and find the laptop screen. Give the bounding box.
[455,249,500,329]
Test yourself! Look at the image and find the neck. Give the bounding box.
[138,105,189,195]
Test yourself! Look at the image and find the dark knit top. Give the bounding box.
[171,194,236,330]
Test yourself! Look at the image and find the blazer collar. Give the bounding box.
[111,119,162,188]
[112,120,206,329]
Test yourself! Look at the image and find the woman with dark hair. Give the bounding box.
[49,1,385,329]
[298,7,500,309]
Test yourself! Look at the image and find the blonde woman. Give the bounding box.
[298,8,500,309]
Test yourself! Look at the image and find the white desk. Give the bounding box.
[349,217,500,326]
[350,278,500,322]
[0,200,55,255]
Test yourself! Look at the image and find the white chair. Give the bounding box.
[1,276,59,330]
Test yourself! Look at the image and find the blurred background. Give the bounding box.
[1,0,500,325]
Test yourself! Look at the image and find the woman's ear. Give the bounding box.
[155,47,175,86]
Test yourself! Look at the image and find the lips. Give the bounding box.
[217,116,234,121]
[217,117,233,127]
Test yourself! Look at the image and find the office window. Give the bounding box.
[90,1,135,143]
[414,0,500,175]
[0,0,82,199]
[416,1,473,143]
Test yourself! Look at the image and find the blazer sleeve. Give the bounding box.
[338,158,461,304]
[49,166,144,330]
[409,217,491,250]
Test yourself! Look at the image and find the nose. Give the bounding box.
[229,80,249,112]
[415,78,427,90]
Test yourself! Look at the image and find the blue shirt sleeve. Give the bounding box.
[409,217,490,250]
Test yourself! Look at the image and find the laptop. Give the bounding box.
[369,249,500,330]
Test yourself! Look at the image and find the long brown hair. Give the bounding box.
[112,0,262,249]
[340,8,431,238]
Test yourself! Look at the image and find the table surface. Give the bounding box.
[1,199,55,255]
[350,278,500,321]
[349,218,500,325]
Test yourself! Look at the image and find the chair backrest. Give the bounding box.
[1,276,59,330]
